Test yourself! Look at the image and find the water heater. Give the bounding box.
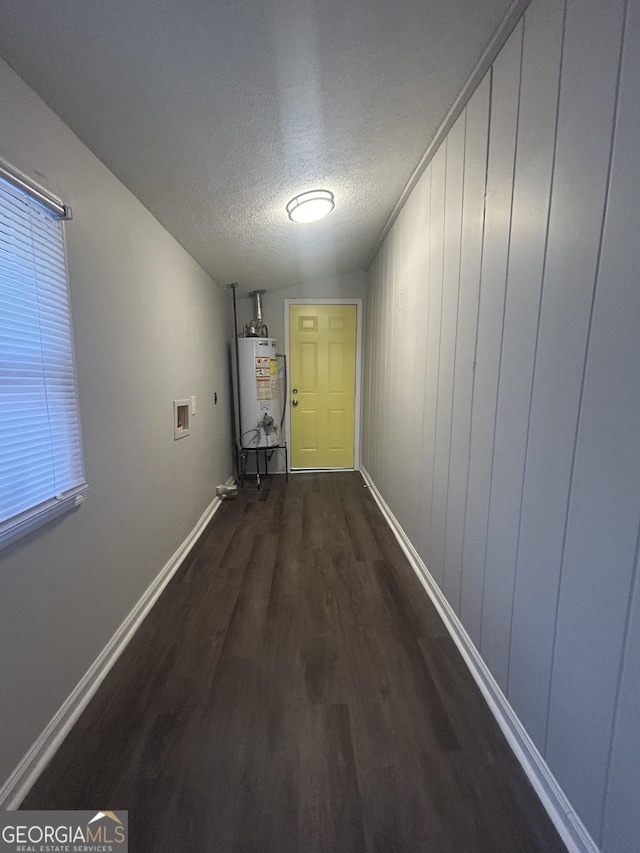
[234,336,281,449]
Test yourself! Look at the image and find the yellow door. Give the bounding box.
[289,304,357,468]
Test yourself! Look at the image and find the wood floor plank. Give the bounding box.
[299,704,367,853]
[22,472,565,852]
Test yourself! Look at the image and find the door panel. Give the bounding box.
[300,341,318,391]
[290,304,356,468]
[300,411,317,450]
[328,342,346,391]
[328,409,346,448]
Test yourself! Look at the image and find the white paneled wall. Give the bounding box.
[461,24,522,648]
[430,114,464,592]
[362,0,639,848]
[443,76,489,615]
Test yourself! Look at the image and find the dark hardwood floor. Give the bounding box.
[23,472,566,852]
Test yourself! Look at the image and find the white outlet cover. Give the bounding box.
[191,395,196,415]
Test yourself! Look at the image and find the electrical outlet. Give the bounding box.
[191,395,196,415]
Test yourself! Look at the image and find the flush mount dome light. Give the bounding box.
[286,189,335,223]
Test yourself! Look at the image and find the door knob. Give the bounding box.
[292,399,299,407]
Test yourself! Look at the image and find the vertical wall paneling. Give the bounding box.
[480,0,564,690]
[401,187,427,543]
[373,258,382,480]
[374,252,384,484]
[389,222,400,496]
[429,112,465,590]
[362,267,373,467]
[367,264,378,472]
[375,246,389,482]
[508,0,626,755]
[459,23,523,645]
[374,239,384,488]
[415,163,433,561]
[379,240,389,487]
[602,544,640,853]
[368,252,378,481]
[384,228,396,497]
[442,79,490,613]
[363,263,376,470]
[413,167,432,554]
[392,208,411,518]
[419,148,445,569]
[546,0,639,837]
[379,234,391,491]
[599,24,640,844]
[362,0,640,843]
[390,220,404,510]
[370,253,378,475]
[392,205,409,530]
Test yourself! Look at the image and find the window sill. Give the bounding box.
[0,485,88,551]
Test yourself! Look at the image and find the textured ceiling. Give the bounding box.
[0,0,513,293]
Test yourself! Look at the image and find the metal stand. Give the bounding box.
[237,443,288,490]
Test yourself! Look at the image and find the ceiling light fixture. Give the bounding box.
[286,189,335,223]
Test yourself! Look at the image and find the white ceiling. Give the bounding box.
[0,0,513,293]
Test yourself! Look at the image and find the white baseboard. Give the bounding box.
[0,482,232,810]
[360,466,599,853]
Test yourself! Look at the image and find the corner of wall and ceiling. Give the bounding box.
[365,0,533,270]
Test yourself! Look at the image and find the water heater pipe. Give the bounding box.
[276,352,287,433]
[227,282,242,453]
[253,289,264,322]
[245,289,268,337]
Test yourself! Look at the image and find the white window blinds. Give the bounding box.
[0,169,87,549]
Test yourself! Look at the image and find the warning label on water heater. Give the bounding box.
[256,356,272,400]
[254,356,279,400]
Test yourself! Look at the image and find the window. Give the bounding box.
[0,159,87,550]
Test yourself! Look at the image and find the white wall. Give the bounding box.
[363,0,640,849]
[0,59,232,790]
